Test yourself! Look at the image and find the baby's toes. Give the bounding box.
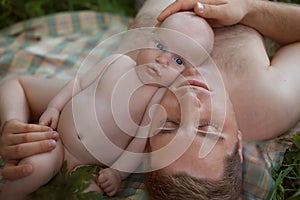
[98,171,108,184]
[86,181,103,194]
[103,185,118,197]
[99,180,111,190]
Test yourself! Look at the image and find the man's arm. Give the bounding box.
[241,0,300,45]
[0,77,63,179]
[158,0,300,45]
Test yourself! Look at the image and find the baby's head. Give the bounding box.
[135,12,214,87]
[159,11,214,64]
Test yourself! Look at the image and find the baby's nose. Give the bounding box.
[182,66,199,76]
[155,52,171,65]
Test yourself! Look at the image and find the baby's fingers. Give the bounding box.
[39,114,50,126]
[50,117,58,130]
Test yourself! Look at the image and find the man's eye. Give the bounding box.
[159,127,175,134]
[163,120,178,128]
[156,42,164,50]
[198,121,219,132]
[156,120,178,134]
[174,57,183,65]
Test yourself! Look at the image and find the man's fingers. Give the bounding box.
[157,5,179,22]
[157,0,228,22]
[205,18,223,28]
[194,4,229,26]
[195,3,217,18]
[3,120,51,134]
[158,1,194,22]
[1,161,33,180]
[1,140,56,160]
[3,131,59,146]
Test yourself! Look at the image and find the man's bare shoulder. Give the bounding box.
[212,25,269,79]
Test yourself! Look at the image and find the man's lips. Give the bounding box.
[180,79,209,91]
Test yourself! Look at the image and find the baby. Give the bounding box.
[0,12,213,199]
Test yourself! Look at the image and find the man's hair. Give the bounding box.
[144,145,242,200]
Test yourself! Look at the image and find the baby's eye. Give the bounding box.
[156,42,164,51]
[174,57,184,65]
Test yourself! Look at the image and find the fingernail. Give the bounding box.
[22,165,32,175]
[197,2,204,13]
[48,140,56,148]
[52,131,59,138]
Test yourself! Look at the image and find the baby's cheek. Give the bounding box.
[138,50,155,64]
[173,64,185,74]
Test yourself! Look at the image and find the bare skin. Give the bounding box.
[157,0,300,141]
[0,12,213,199]
[1,0,300,198]
[140,0,300,183]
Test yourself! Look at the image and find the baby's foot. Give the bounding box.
[85,180,103,195]
[97,168,122,196]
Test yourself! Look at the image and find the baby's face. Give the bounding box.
[135,28,203,87]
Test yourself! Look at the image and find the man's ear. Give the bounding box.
[237,130,243,163]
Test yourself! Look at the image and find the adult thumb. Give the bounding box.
[194,2,224,27]
[195,2,223,19]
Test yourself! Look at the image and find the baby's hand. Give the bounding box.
[39,107,60,129]
[97,168,122,197]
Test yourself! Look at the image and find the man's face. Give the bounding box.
[147,65,241,180]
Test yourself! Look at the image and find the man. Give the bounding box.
[141,0,300,199]
[1,0,300,198]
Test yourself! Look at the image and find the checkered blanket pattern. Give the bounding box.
[0,11,292,200]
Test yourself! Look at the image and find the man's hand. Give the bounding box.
[0,119,59,180]
[157,0,250,27]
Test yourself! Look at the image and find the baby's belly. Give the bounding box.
[57,90,133,167]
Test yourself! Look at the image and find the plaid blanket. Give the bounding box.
[0,11,293,200]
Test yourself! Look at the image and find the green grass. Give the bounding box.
[0,0,299,199]
[0,0,137,29]
[268,134,300,200]
[29,162,104,200]
[1,0,300,30]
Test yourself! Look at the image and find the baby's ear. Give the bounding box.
[237,130,243,163]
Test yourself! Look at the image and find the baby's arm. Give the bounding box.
[97,88,167,197]
[39,78,81,129]
[39,54,125,129]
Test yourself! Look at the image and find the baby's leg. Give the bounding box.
[97,168,122,196]
[0,140,64,199]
